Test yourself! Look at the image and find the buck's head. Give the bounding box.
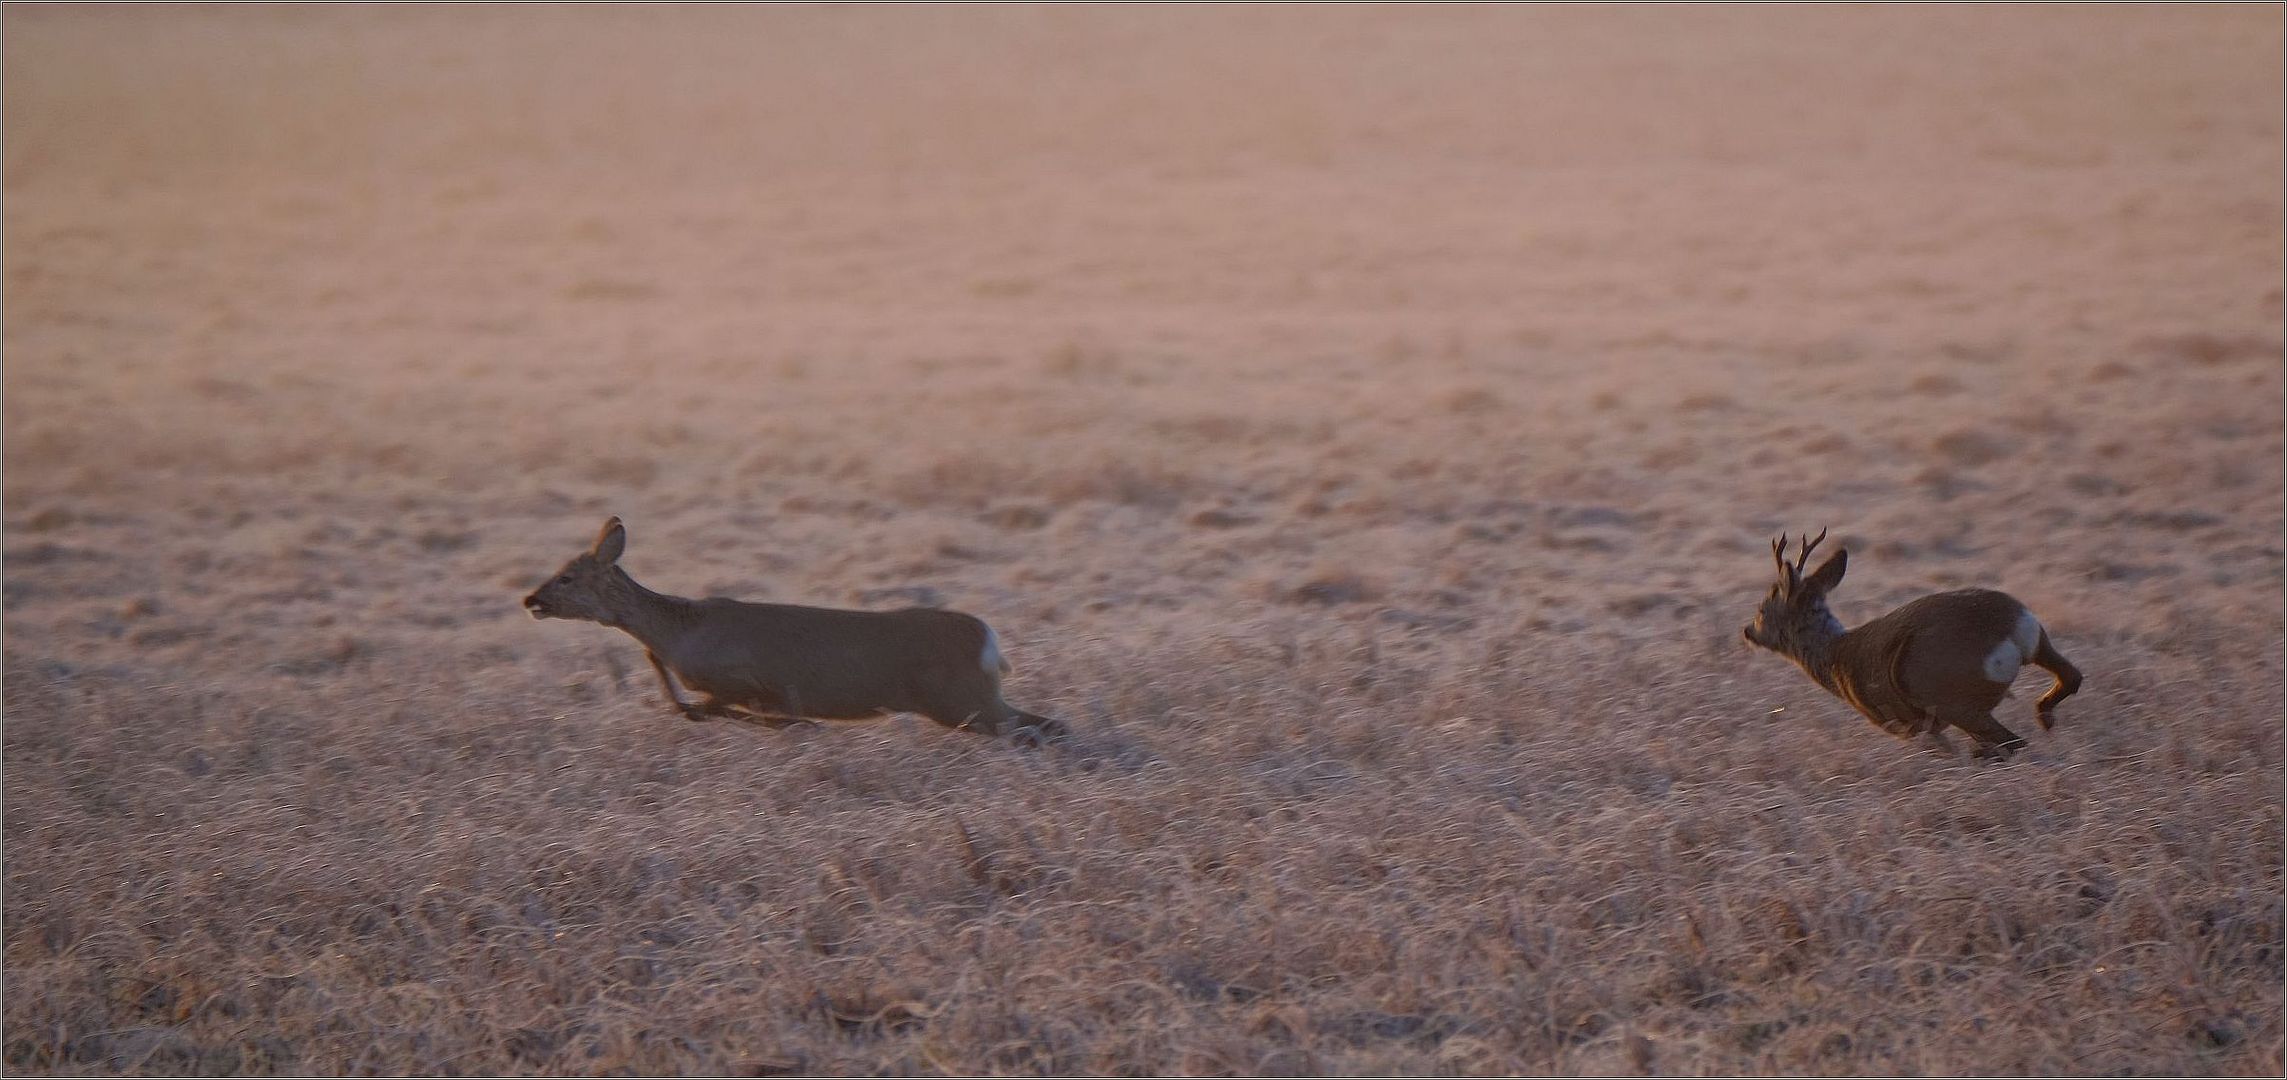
[1743,528,1848,657]
[524,516,631,623]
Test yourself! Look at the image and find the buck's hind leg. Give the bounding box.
[1940,706,2028,759]
[2030,632,2082,729]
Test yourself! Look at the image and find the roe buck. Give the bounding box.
[524,517,1065,741]
[1741,529,2082,757]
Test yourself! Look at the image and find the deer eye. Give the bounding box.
[557,574,573,585]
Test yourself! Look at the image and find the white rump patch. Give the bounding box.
[1981,609,2043,682]
[980,626,1011,675]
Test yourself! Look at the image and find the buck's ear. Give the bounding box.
[593,517,627,563]
[1804,548,1847,593]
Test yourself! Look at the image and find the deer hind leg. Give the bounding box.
[1939,706,2028,759]
[915,664,1020,738]
[1006,707,1068,745]
[921,660,1070,743]
[2029,632,2083,729]
[925,699,1069,744]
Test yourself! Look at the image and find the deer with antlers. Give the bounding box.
[1741,529,2083,758]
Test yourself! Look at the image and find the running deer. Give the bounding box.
[1741,530,2082,758]
[524,517,1065,741]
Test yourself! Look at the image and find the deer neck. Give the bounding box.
[599,568,695,651]
[1787,613,1852,697]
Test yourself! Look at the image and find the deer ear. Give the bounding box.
[1804,548,1847,593]
[593,517,627,564]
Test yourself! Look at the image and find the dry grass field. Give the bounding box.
[4,5,2282,1074]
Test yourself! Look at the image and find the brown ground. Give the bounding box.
[4,5,2282,1075]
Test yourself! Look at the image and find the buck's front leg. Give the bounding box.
[1916,728,1962,757]
[1871,707,1959,757]
[1939,706,2028,760]
[1870,709,1923,741]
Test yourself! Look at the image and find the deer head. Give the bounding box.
[1742,528,1848,657]
[524,516,634,624]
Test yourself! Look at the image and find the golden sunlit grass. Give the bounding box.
[5,5,2281,1074]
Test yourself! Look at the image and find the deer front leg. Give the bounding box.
[1870,709,1924,741]
[1939,706,2028,760]
[645,650,718,722]
[1916,728,1962,757]
[722,708,817,731]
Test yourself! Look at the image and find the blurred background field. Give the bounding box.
[3,5,2281,1073]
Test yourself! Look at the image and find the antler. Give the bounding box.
[1772,528,1829,589]
[1792,527,1828,579]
